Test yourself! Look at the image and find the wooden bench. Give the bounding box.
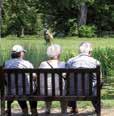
[0,66,101,116]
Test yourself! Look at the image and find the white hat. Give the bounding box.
[12,45,26,53]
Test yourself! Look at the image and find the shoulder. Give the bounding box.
[67,57,76,63]
[59,61,65,68]
[66,56,78,65]
[39,61,48,68]
[66,56,77,68]
[89,57,100,65]
[4,59,12,67]
[22,60,34,68]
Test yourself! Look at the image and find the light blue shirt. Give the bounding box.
[66,53,100,96]
[66,53,100,68]
[5,58,34,95]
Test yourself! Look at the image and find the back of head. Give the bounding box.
[79,42,92,54]
[11,52,20,58]
[47,44,62,58]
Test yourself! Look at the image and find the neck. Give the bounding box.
[80,52,91,56]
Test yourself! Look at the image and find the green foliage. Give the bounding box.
[62,50,76,62]
[2,0,114,37]
[2,0,41,37]
[68,19,78,36]
[79,25,96,37]
[92,48,114,77]
[25,45,47,67]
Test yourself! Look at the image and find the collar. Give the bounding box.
[79,53,90,57]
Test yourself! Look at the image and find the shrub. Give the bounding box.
[25,45,47,67]
[68,19,78,36]
[61,50,76,62]
[79,25,96,37]
[92,48,114,77]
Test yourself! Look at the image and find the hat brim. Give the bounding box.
[12,50,27,53]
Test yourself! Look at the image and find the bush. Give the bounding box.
[25,45,47,67]
[67,19,78,36]
[62,50,76,62]
[92,48,114,77]
[79,25,96,37]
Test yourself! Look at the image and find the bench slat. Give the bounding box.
[74,72,78,96]
[82,72,85,96]
[44,73,48,96]
[52,73,55,96]
[7,73,11,95]
[36,72,40,95]
[58,73,63,96]
[22,72,26,95]
[30,72,33,94]
[14,72,19,95]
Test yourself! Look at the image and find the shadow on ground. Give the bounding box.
[11,112,96,116]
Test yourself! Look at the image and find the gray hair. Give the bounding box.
[79,42,92,54]
[47,44,62,58]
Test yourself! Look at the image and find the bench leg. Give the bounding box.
[96,100,101,116]
[45,101,51,113]
[92,99,101,116]
[1,99,5,116]
[7,101,12,116]
[61,100,67,115]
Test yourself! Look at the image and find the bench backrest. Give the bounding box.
[0,66,100,101]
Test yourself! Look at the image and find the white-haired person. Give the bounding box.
[4,45,38,116]
[66,42,100,114]
[39,44,65,114]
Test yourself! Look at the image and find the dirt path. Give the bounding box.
[6,108,114,116]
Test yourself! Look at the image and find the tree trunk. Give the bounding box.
[17,26,24,37]
[21,26,24,37]
[78,2,88,26]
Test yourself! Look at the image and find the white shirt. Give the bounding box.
[5,58,34,95]
[39,60,65,96]
[66,53,100,96]
[66,53,100,68]
[39,60,65,69]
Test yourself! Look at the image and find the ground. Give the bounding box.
[4,108,114,116]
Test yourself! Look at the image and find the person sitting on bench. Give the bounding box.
[66,42,101,114]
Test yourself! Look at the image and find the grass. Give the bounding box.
[1,36,114,65]
[1,35,114,109]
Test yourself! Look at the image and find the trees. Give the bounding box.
[35,0,96,35]
[1,0,114,37]
[2,0,39,37]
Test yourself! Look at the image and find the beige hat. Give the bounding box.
[12,45,26,53]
